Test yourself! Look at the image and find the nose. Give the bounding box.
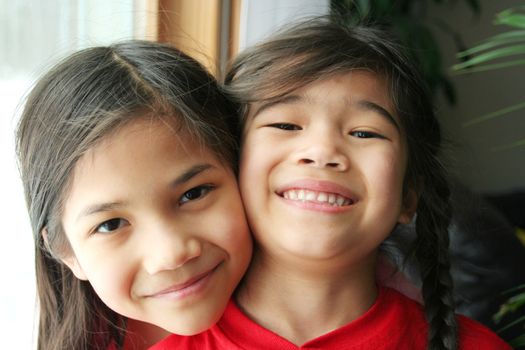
[295,130,349,171]
[143,221,203,275]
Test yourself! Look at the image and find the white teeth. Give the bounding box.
[282,189,352,207]
[305,191,316,201]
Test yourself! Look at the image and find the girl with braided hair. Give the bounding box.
[153,17,510,350]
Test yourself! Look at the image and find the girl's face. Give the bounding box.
[239,70,415,268]
[60,117,252,335]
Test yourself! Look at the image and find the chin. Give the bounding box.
[168,311,222,336]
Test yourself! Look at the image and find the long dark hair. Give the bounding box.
[16,40,239,350]
[225,18,457,350]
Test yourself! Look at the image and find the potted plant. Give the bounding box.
[453,5,525,150]
[454,6,525,348]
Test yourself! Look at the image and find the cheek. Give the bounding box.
[205,186,251,254]
[199,194,252,284]
[239,138,258,170]
[239,145,261,194]
[74,247,134,306]
[239,133,278,191]
[361,149,406,201]
[217,205,250,251]
[238,163,265,227]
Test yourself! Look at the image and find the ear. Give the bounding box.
[398,188,418,225]
[61,255,88,280]
[41,228,88,280]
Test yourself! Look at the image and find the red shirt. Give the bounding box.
[150,287,511,349]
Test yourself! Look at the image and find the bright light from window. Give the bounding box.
[0,1,137,348]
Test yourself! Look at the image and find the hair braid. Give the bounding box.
[415,170,458,350]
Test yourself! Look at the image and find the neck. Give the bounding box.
[235,247,379,345]
[123,319,170,350]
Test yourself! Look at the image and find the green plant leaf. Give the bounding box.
[496,7,525,29]
[509,332,525,347]
[453,58,525,73]
[457,30,525,58]
[494,291,525,326]
[462,100,525,127]
[496,313,525,332]
[496,14,525,29]
[374,0,392,14]
[492,138,525,151]
[503,284,525,295]
[356,0,371,15]
[453,43,525,69]
[496,5,525,19]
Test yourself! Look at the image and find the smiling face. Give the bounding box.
[60,117,252,335]
[239,70,415,269]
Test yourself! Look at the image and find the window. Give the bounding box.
[0,1,328,347]
[1,1,140,348]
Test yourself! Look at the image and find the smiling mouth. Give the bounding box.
[281,189,354,207]
[150,263,221,298]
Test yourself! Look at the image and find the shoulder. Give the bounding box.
[457,315,512,350]
[380,288,514,349]
[382,287,427,321]
[373,287,428,341]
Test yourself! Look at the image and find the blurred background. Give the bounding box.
[1,0,523,348]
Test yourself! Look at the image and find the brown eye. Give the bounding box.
[95,218,129,234]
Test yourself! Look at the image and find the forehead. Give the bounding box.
[294,70,392,106]
[247,70,397,124]
[63,116,223,216]
[82,116,198,165]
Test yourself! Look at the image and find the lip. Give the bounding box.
[147,263,221,300]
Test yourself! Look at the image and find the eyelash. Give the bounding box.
[179,184,215,204]
[350,130,385,139]
[267,123,301,131]
[94,218,129,234]
[267,123,385,140]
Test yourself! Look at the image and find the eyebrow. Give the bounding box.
[251,94,400,131]
[251,95,302,119]
[76,163,214,222]
[171,163,214,186]
[355,100,400,131]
